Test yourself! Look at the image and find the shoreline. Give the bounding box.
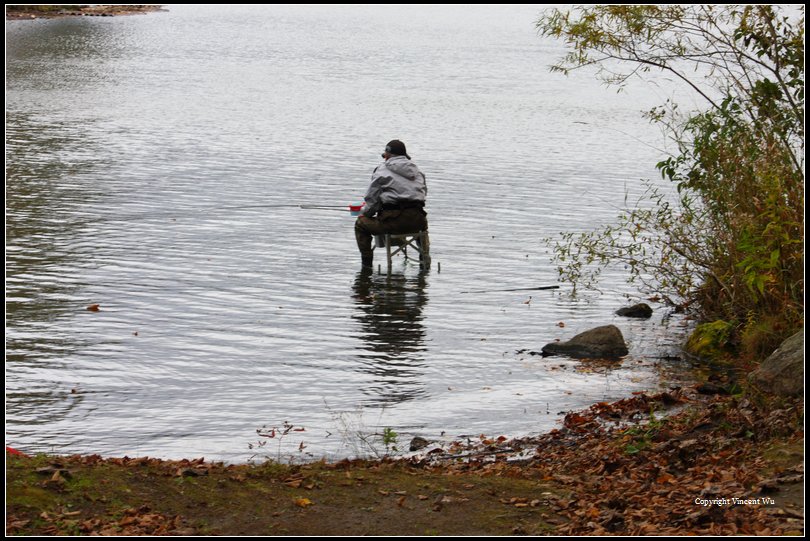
[7,384,803,536]
[5,5,165,20]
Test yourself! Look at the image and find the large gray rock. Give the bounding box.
[616,303,653,318]
[541,325,629,359]
[748,330,803,397]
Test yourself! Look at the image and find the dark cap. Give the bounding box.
[383,139,411,160]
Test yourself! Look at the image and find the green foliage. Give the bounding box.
[739,311,794,361]
[537,6,804,361]
[382,427,398,453]
[623,407,664,455]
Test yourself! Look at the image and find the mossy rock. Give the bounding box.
[684,320,735,361]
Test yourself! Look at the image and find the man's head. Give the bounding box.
[382,139,411,160]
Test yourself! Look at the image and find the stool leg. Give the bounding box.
[419,231,430,269]
[386,234,392,272]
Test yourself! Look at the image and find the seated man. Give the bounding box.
[355,140,428,268]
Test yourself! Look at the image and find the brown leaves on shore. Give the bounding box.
[543,394,803,535]
[414,387,803,536]
[8,506,195,536]
[66,454,222,478]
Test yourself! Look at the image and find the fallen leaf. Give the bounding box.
[293,498,313,508]
[657,473,675,484]
[175,468,201,477]
[564,412,589,428]
[432,495,450,512]
[6,518,30,531]
[45,471,66,487]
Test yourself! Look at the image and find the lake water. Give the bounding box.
[6,5,691,462]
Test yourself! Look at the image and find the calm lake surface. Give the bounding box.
[6,5,691,462]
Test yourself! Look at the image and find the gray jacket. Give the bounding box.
[360,155,427,217]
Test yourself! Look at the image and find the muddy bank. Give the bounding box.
[6,385,803,536]
[5,5,164,20]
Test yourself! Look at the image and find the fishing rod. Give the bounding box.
[184,203,354,212]
[14,202,360,231]
[212,204,302,210]
[299,205,354,212]
[460,285,560,294]
[84,203,354,224]
[190,203,354,212]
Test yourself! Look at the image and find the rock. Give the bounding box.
[409,436,430,452]
[685,320,735,360]
[616,303,653,318]
[541,325,629,359]
[748,330,803,397]
[696,382,729,395]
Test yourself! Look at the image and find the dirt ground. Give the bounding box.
[6,387,803,536]
[6,455,564,536]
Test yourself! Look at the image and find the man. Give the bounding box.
[355,140,428,268]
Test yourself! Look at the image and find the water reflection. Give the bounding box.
[6,17,121,86]
[351,269,429,406]
[6,87,109,432]
[6,113,101,344]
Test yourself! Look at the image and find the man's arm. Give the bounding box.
[360,177,383,217]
